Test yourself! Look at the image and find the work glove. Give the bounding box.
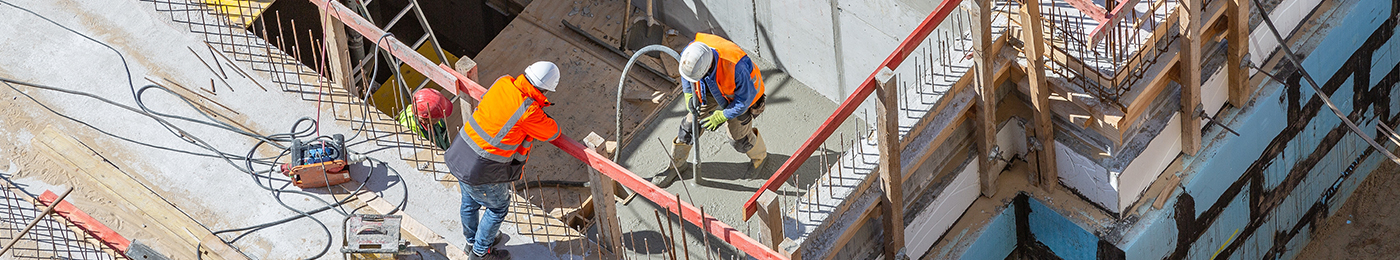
[683,93,696,110]
[702,111,729,131]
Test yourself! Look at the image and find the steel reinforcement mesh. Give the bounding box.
[0,180,120,259]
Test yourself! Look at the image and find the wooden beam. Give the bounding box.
[1179,0,1203,155]
[1063,0,1110,22]
[320,3,354,94]
[1021,0,1058,186]
[583,133,623,257]
[1118,53,1181,133]
[972,0,1000,197]
[754,190,784,252]
[1088,0,1146,43]
[876,74,906,258]
[32,126,238,260]
[1226,0,1251,106]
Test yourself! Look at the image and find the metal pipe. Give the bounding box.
[0,187,74,256]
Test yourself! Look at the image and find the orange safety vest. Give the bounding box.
[693,33,765,107]
[461,75,560,163]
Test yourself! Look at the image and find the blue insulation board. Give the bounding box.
[959,203,1017,260]
[1027,198,1098,259]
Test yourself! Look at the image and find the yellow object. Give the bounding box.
[371,41,460,116]
[201,0,271,27]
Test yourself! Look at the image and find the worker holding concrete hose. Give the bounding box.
[445,61,562,260]
[655,33,768,188]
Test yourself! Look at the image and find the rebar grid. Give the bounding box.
[137,0,454,181]
[0,180,120,259]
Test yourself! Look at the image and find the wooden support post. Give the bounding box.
[754,190,784,252]
[1019,0,1058,187]
[970,0,1002,197]
[875,73,906,259]
[1226,0,1251,106]
[583,132,623,256]
[1180,0,1203,155]
[320,0,355,94]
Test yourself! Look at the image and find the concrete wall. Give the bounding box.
[653,0,937,103]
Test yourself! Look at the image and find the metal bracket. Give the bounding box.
[127,240,172,260]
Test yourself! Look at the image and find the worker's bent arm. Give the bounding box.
[722,57,758,119]
[523,108,561,142]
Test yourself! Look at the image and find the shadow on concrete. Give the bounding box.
[621,230,671,255]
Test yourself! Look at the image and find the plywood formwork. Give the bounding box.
[472,0,682,186]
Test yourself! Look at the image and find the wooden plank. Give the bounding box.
[875,75,906,259]
[583,133,622,256]
[1118,53,1182,133]
[819,192,883,260]
[1043,44,1115,90]
[32,125,235,260]
[972,0,1000,197]
[901,89,975,181]
[1062,0,1110,22]
[1226,0,1251,106]
[1178,0,1203,155]
[320,4,355,94]
[1021,0,1058,186]
[200,234,251,260]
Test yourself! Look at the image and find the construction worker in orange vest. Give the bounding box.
[655,33,768,188]
[445,61,561,259]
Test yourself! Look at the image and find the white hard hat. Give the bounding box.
[524,61,561,92]
[678,42,714,82]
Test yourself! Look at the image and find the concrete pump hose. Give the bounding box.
[615,45,682,162]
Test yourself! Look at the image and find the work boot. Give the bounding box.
[653,139,691,188]
[466,248,511,260]
[746,128,768,169]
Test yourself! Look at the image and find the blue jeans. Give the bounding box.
[460,181,511,255]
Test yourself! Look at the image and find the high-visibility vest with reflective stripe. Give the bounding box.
[461,75,560,163]
[694,33,765,107]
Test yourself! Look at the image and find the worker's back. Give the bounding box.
[447,74,559,184]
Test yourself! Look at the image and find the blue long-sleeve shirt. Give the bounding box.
[681,53,759,119]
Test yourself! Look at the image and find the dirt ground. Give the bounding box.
[1297,160,1400,259]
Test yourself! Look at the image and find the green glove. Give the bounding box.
[683,92,696,111]
[702,111,729,131]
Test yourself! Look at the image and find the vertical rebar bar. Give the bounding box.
[823,141,831,197]
[700,206,711,260]
[678,194,689,260]
[655,209,673,260]
[290,19,304,91]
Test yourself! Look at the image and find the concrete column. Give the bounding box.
[1226,0,1251,106]
[1019,0,1058,187]
[583,133,623,256]
[754,190,784,252]
[970,0,1002,197]
[1179,0,1203,155]
[320,1,355,94]
[875,74,906,259]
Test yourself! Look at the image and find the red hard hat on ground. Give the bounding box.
[413,88,452,119]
